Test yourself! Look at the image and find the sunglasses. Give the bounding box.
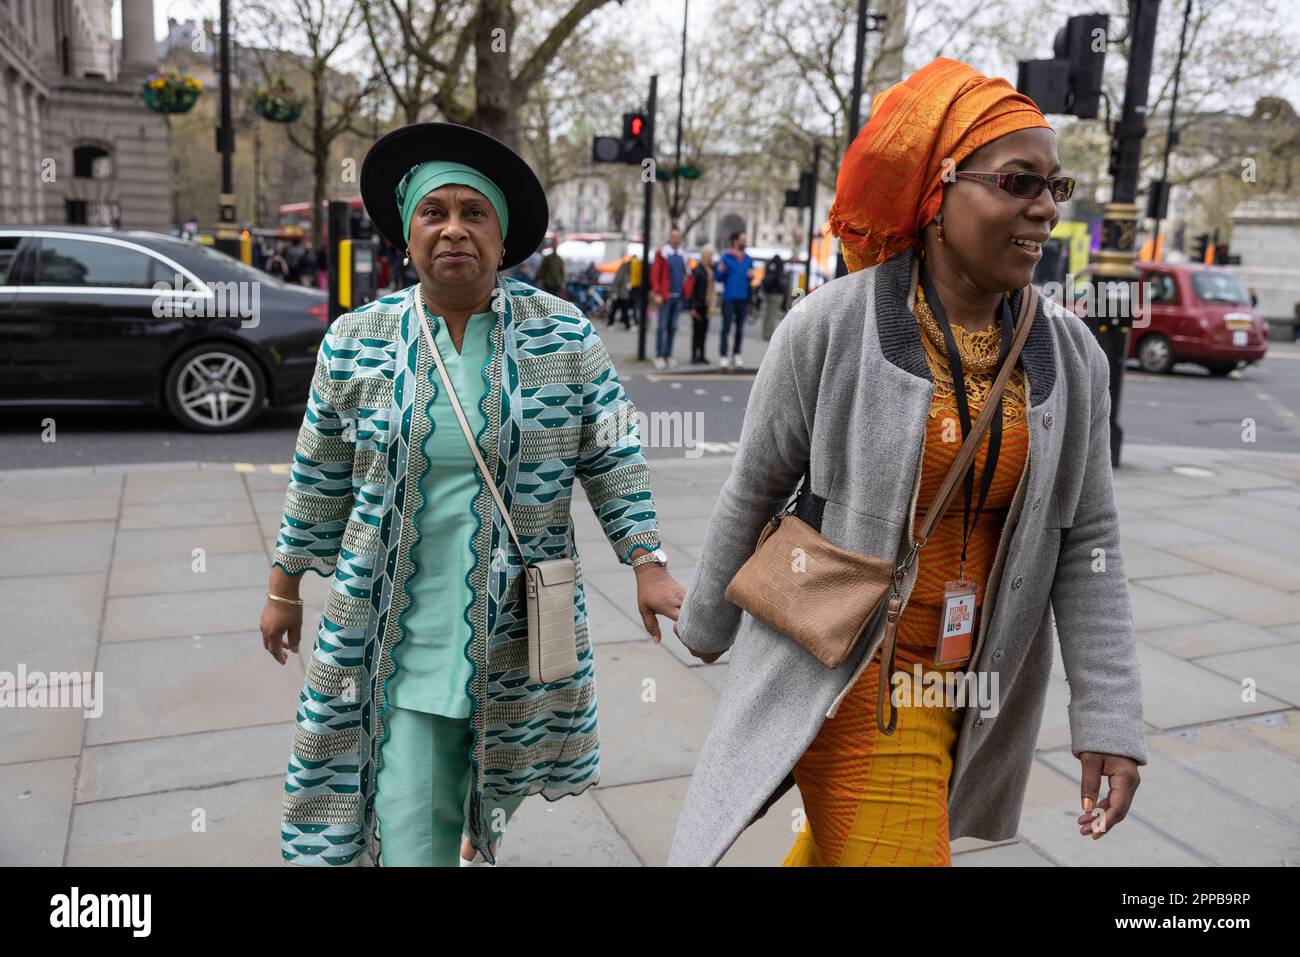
[954,171,1075,202]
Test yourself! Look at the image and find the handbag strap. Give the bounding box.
[913,283,1037,548]
[415,288,529,562]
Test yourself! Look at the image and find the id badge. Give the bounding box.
[935,578,979,665]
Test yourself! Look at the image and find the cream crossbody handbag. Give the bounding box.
[416,297,579,685]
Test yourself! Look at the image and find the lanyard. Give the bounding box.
[919,266,1015,581]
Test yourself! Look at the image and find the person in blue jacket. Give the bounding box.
[714,231,754,368]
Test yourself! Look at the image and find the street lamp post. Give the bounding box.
[835,6,887,279]
[214,0,239,256]
[1093,0,1161,468]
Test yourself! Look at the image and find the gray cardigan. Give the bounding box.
[668,248,1147,866]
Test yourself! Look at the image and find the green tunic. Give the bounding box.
[387,310,496,718]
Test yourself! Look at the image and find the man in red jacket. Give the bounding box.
[650,226,688,369]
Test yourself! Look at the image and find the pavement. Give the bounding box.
[2,435,1299,866]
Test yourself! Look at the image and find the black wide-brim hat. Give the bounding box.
[360,122,549,269]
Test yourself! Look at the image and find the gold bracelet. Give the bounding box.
[267,591,304,606]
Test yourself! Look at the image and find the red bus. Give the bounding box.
[277,197,372,242]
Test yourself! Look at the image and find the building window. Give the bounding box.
[73,145,113,179]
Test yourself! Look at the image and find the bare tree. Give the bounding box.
[245,0,380,250]
[376,0,625,150]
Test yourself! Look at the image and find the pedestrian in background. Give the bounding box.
[608,256,634,328]
[650,226,688,368]
[264,245,290,281]
[285,240,304,284]
[688,244,716,364]
[535,238,566,297]
[760,253,787,340]
[714,231,754,369]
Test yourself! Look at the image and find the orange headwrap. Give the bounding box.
[828,57,1052,272]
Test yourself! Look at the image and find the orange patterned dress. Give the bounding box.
[783,284,1029,866]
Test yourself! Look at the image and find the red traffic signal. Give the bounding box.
[621,112,650,163]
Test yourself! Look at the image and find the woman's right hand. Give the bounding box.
[262,569,305,664]
[261,598,303,665]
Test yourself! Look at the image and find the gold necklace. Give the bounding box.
[914,284,1027,425]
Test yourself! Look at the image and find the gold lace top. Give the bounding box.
[914,283,1027,425]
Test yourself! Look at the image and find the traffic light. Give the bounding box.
[621,112,651,164]
[1146,180,1170,220]
[783,171,815,209]
[1053,14,1108,118]
[1018,13,1109,118]
[1193,233,1210,262]
[591,111,652,165]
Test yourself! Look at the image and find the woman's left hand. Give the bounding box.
[633,564,685,643]
[1076,752,1140,839]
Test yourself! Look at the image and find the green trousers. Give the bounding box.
[374,704,527,866]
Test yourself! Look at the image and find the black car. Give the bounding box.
[0,226,330,432]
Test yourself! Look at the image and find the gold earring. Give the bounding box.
[935,213,945,244]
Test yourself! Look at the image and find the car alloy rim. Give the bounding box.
[1142,338,1170,369]
[178,352,256,425]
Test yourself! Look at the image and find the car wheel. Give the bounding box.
[1205,361,1238,377]
[164,343,267,433]
[1137,334,1175,374]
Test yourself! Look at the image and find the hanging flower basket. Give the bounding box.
[253,78,304,123]
[143,70,203,114]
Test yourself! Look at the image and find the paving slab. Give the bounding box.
[1037,745,1299,866]
[77,722,295,803]
[1166,541,1300,592]
[0,495,120,524]
[119,498,257,531]
[66,775,285,866]
[953,841,1056,866]
[0,572,105,676]
[1145,721,1300,825]
[1192,642,1300,709]
[1134,641,1287,729]
[1127,582,1222,633]
[495,791,641,867]
[108,550,270,598]
[103,585,269,643]
[0,520,115,577]
[87,630,304,746]
[590,640,719,788]
[123,472,248,505]
[114,522,267,563]
[1013,757,1204,866]
[0,757,77,866]
[1137,618,1292,659]
[1141,572,1300,628]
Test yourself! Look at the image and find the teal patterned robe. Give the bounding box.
[273,277,662,865]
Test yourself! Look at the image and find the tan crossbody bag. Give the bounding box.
[724,284,1038,734]
[417,294,579,686]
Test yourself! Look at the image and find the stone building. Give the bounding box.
[0,0,169,229]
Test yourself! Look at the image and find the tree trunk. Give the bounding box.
[475,0,519,149]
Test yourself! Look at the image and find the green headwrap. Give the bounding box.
[395,160,510,243]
